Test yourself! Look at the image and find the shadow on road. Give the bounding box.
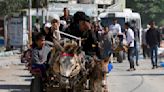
[11,90,29,92]
[19,75,32,78]
[0,84,30,92]
[0,80,5,82]
[131,73,164,76]
[24,79,32,82]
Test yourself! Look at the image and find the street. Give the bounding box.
[0,55,31,92]
[0,0,163,92]
[0,55,164,92]
[108,58,164,92]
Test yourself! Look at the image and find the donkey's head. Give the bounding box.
[59,40,81,78]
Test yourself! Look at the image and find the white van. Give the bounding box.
[98,8,142,43]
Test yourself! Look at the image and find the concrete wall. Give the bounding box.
[77,0,93,4]
[106,0,126,12]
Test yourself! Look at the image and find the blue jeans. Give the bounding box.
[134,41,139,64]
[128,47,135,68]
[150,45,158,67]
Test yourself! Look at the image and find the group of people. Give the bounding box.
[108,19,161,71]
[32,8,135,75]
[31,8,117,90]
[121,20,161,71]
[30,7,162,90]
[126,20,161,71]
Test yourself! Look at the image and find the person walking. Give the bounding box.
[142,24,150,58]
[130,20,140,66]
[125,22,135,71]
[146,21,161,69]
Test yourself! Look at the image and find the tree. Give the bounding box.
[0,0,29,16]
[126,0,164,26]
[0,0,48,16]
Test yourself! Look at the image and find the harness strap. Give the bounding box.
[61,52,74,57]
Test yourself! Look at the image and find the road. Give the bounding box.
[0,55,164,92]
[108,58,164,92]
[0,55,31,92]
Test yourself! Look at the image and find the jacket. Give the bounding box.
[146,28,160,47]
[65,23,98,55]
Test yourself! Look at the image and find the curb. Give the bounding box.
[0,50,20,57]
[0,55,21,68]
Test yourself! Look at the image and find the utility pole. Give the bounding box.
[46,0,49,22]
[36,0,39,18]
[42,0,48,23]
[4,15,8,49]
[28,0,32,46]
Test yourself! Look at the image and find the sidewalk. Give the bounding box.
[0,50,20,57]
[0,55,21,68]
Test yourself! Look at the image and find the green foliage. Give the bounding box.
[127,0,164,26]
[0,0,47,16]
[0,0,28,15]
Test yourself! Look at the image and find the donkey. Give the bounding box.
[47,39,88,92]
[89,56,110,92]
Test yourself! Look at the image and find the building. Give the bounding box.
[47,0,126,17]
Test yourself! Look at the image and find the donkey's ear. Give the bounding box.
[75,46,82,54]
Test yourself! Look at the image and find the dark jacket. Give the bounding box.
[65,23,98,55]
[131,26,140,42]
[82,30,99,55]
[45,28,53,42]
[65,23,84,38]
[60,15,73,25]
[146,28,160,47]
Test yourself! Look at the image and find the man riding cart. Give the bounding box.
[28,12,110,92]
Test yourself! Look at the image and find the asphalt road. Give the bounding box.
[0,55,164,92]
[108,58,164,92]
[0,55,31,92]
